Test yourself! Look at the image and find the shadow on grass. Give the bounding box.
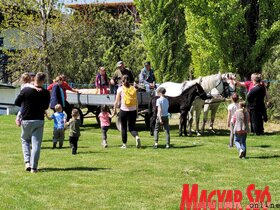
[41,146,89,150]
[40,167,111,172]
[251,145,271,148]
[248,155,280,159]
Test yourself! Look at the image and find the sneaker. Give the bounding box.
[136,136,141,148]
[120,144,127,149]
[166,144,170,149]
[239,149,244,158]
[153,143,158,149]
[25,162,31,171]
[31,168,38,173]
[102,140,108,148]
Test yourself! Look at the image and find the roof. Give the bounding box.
[65,0,134,10]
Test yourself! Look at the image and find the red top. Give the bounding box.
[244,81,254,92]
[47,81,74,100]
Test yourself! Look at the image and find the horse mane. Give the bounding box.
[182,77,202,91]
[200,73,221,93]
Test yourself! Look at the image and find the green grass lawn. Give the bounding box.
[0,114,279,210]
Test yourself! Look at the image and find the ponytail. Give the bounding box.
[122,75,130,88]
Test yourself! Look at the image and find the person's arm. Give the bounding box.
[227,108,231,128]
[235,81,246,87]
[139,70,146,84]
[14,89,24,107]
[45,111,53,120]
[157,103,163,124]
[113,90,121,115]
[63,82,79,93]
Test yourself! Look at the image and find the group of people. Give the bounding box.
[14,64,269,173]
[95,61,157,94]
[227,73,268,159]
[15,72,82,173]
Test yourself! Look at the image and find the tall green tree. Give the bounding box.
[135,0,191,82]
[0,0,60,83]
[49,9,146,84]
[185,0,280,78]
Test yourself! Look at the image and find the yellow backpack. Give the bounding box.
[123,86,137,107]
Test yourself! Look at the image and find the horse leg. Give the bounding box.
[202,105,209,133]
[210,104,219,132]
[181,111,188,136]
[195,110,201,136]
[179,116,184,137]
[188,111,193,136]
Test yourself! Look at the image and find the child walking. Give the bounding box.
[66,109,81,155]
[98,105,114,148]
[232,102,250,159]
[227,93,239,148]
[153,87,170,149]
[45,104,66,149]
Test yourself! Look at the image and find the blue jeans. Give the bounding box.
[234,134,247,157]
[21,120,44,169]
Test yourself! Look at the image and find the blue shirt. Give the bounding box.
[156,96,169,117]
[51,112,66,129]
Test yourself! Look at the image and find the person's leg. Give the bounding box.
[153,117,160,147]
[127,110,140,148]
[128,110,138,137]
[241,135,247,158]
[255,110,264,135]
[229,123,234,147]
[120,110,128,145]
[21,121,32,167]
[249,109,257,134]
[58,129,64,148]
[234,134,245,158]
[69,136,74,153]
[53,129,58,148]
[73,137,78,154]
[104,86,109,94]
[30,120,44,170]
[162,116,170,147]
[101,126,108,147]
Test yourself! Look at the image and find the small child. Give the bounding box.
[227,93,239,148]
[15,73,37,126]
[232,102,250,159]
[98,105,114,148]
[45,104,66,149]
[95,66,109,94]
[66,109,81,155]
[153,87,170,149]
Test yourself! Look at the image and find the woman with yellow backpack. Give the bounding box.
[113,75,141,149]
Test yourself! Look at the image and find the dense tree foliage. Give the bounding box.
[0,0,59,83]
[185,0,280,78]
[135,0,190,82]
[49,9,146,84]
[0,1,146,84]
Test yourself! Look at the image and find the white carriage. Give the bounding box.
[67,89,152,130]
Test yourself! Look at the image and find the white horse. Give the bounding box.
[188,73,236,136]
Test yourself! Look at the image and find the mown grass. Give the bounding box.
[0,113,279,210]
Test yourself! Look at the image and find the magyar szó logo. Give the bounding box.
[180,184,278,210]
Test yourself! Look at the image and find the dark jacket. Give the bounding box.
[50,83,65,109]
[15,87,50,120]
